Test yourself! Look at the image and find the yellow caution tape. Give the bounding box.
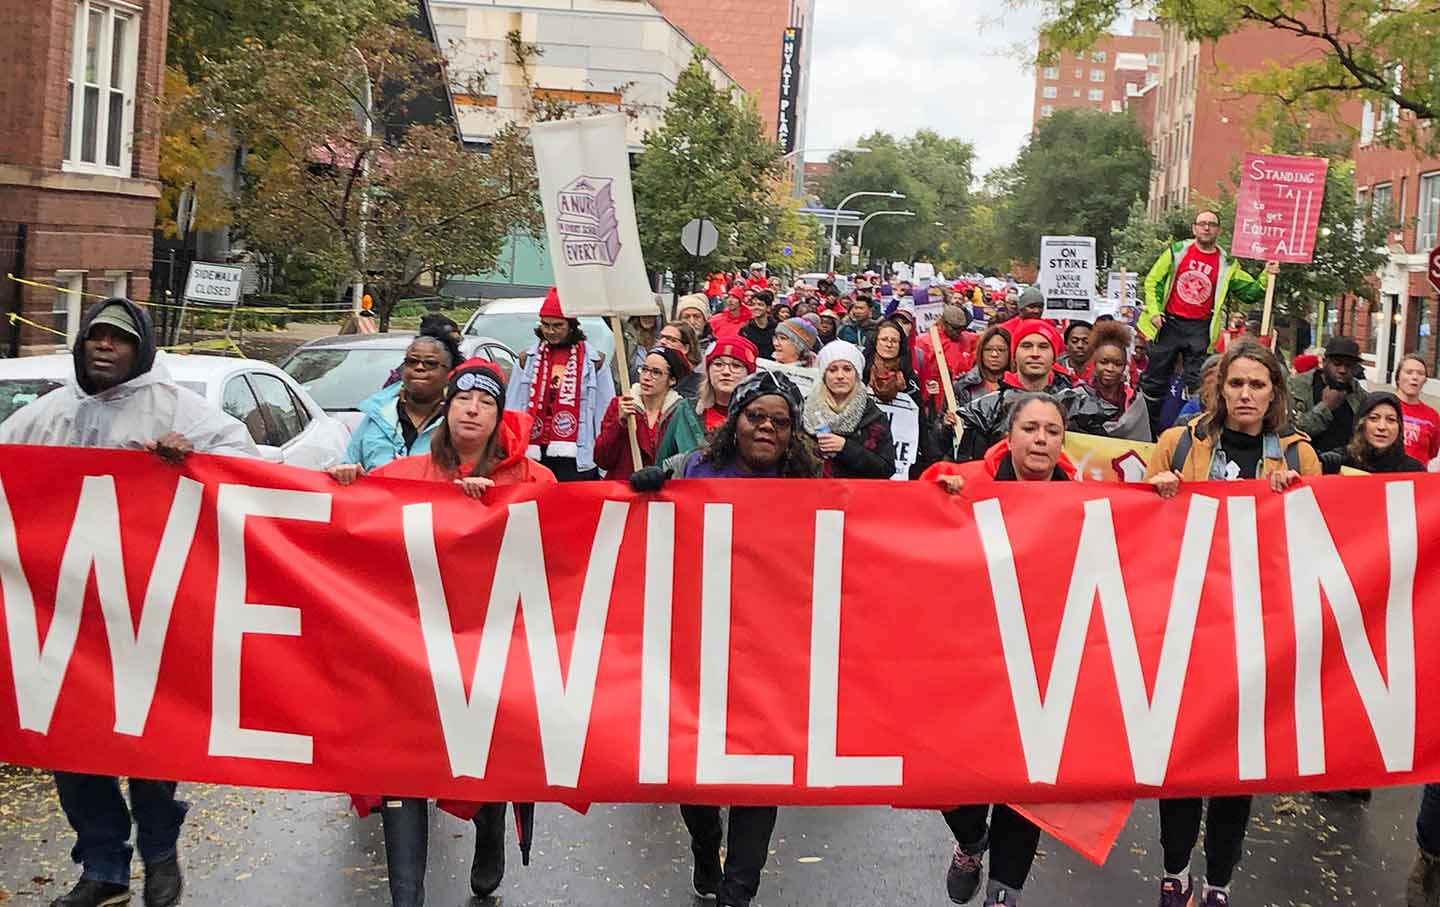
[5,272,357,316]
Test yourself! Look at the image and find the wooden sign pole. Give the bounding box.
[1260,274,1279,350]
[609,315,644,471]
[930,324,962,452]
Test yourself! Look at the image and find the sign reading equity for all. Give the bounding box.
[1039,236,1097,321]
[1232,153,1330,264]
[183,263,244,305]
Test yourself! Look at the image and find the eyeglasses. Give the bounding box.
[404,357,445,371]
[1194,220,1220,227]
[742,409,791,430]
[710,360,748,374]
[638,365,670,378]
[659,333,684,344]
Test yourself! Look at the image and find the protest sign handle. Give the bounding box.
[609,315,644,472]
[930,324,962,454]
[1260,274,1278,346]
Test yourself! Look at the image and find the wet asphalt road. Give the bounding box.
[0,764,1420,905]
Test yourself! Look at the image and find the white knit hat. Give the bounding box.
[816,339,864,376]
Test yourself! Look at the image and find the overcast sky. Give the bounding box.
[804,1,1045,178]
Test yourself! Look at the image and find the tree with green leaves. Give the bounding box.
[996,109,1151,267]
[1035,0,1440,154]
[632,53,805,283]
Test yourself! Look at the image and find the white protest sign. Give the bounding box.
[1039,236,1097,321]
[1106,271,1139,305]
[531,114,655,316]
[757,359,818,398]
[876,393,920,480]
[184,263,244,305]
[913,302,944,334]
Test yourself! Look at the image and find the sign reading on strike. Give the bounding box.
[1039,235,1096,320]
[1233,153,1330,264]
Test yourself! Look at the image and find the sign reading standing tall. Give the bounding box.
[777,28,803,154]
[1039,235,1097,321]
[1232,153,1330,264]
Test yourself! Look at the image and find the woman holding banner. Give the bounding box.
[1318,391,1425,475]
[804,340,896,479]
[1144,339,1319,907]
[627,370,817,907]
[920,392,1075,907]
[331,359,553,907]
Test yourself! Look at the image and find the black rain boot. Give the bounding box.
[380,798,428,907]
[470,802,507,899]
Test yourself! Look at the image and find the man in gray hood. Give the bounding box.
[1,297,256,907]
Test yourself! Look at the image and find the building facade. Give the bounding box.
[0,0,168,355]
[1032,19,1160,126]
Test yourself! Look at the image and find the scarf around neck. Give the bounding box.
[803,384,870,436]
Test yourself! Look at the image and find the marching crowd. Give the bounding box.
[3,209,1440,907]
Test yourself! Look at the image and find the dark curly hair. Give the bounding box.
[702,411,821,478]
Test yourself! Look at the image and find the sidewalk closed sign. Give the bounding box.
[1039,236,1096,320]
[184,263,244,305]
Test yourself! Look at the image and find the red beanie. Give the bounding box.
[728,284,747,301]
[706,335,758,373]
[1010,319,1062,359]
[540,287,564,319]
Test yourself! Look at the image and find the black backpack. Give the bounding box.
[1170,424,1301,474]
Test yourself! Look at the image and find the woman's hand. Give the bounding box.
[327,464,363,486]
[942,411,957,428]
[925,380,940,397]
[618,395,642,421]
[455,476,496,499]
[816,433,846,456]
[1268,468,1301,494]
[937,474,965,495]
[1149,470,1182,499]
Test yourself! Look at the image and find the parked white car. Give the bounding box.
[0,352,351,469]
[279,331,517,431]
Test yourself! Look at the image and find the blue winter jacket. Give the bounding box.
[344,382,441,470]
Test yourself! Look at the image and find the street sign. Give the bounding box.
[782,245,793,257]
[679,218,719,257]
[1429,245,1440,296]
[183,263,244,305]
[1232,153,1329,264]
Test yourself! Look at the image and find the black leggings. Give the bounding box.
[1159,796,1252,887]
[680,804,778,906]
[941,804,1042,890]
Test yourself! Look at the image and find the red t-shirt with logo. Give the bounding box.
[1401,400,1440,465]
[1165,244,1222,320]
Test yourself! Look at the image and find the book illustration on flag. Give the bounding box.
[557,176,622,267]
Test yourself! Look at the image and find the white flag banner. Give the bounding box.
[530,114,655,316]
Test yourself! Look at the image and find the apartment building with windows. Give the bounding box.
[1031,19,1160,126]
[0,0,168,355]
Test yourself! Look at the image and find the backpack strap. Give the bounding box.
[1170,425,1194,473]
[1283,439,1301,472]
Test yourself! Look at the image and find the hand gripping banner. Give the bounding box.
[0,448,1435,820]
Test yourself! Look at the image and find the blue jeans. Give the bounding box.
[1418,784,1440,854]
[53,773,189,886]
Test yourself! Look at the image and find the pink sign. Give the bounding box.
[1232,153,1330,264]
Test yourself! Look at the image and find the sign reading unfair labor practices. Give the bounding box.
[1233,153,1329,264]
[531,114,655,316]
[1039,236,1097,320]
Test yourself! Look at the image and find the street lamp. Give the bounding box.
[829,190,906,272]
[855,210,917,266]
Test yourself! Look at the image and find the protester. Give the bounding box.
[594,347,702,480]
[505,287,616,481]
[627,370,816,907]
[816,304,842,345]
[920,393,1075,907]
[0,297,259,907]
[384,316,464,388]
[625,312,662,383]
[677,293,715,348]
[774,300,794,322]
[803,340,896,479]
[916,297,978,416]
[863,319,919,405]
[656,336,760,467]
[1057,321,1092,373]
[1318,391,1425,475]
[1411,787,1440,907]
[1287,335,1367,456]
[745,262,769,292]
[710,285,752,338]
[658,320,704,399]
[1079,320,1135,410]
[330,359,551,907]
[1139,209,1278,436]
[838,294,877,348]
[1214,311,1247,352]
[770,316,819,368]
[954,326,1013,407]
[740,289,777,359]
[1145,340,1319,907]
[1174,354,1222,425]
[1394,354,1440,466]
[346,334,456,470]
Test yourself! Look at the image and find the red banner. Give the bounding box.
[1232,152,1330,264]
[1,447,1435,812]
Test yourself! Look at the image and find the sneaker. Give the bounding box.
[692,847,722,899]
[50,879,132,907]
[1159,876,1194,907]
[1203,890,1230,906]
[946,844,985,904]
[142,855,181,907]
[1408,849,1440,907]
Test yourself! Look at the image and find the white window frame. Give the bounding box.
[64,0,140,177]
[1092,50,1107,62]
[1042,85,1058,99]
[1418,172,1440,252]
[1039,104,1055,117]
[1088,88,1104,101]
[1090,68,1105,82]
[1110,99,1122,113]
[1360,101,1375,145]
[105,270,129,299]
[1373,182,1394,221]
[1042,66,1059,80]
[54,271,86,347]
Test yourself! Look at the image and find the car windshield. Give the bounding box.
[282,347,406,410]
[464,312,614,357]
[0,378,65,424]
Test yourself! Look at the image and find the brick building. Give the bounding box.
[1032,19,1160,127]
[0,0,168,356]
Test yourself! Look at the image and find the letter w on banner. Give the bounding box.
[530,113,656,316]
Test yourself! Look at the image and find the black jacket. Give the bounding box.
[1319,444,1426,475]
[952,373,1117,463]
[824,397,896,479]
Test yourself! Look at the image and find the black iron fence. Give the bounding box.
[0,222,27,357]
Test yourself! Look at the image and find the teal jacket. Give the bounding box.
[1140,240,1268,348]
[344,383,440,470]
